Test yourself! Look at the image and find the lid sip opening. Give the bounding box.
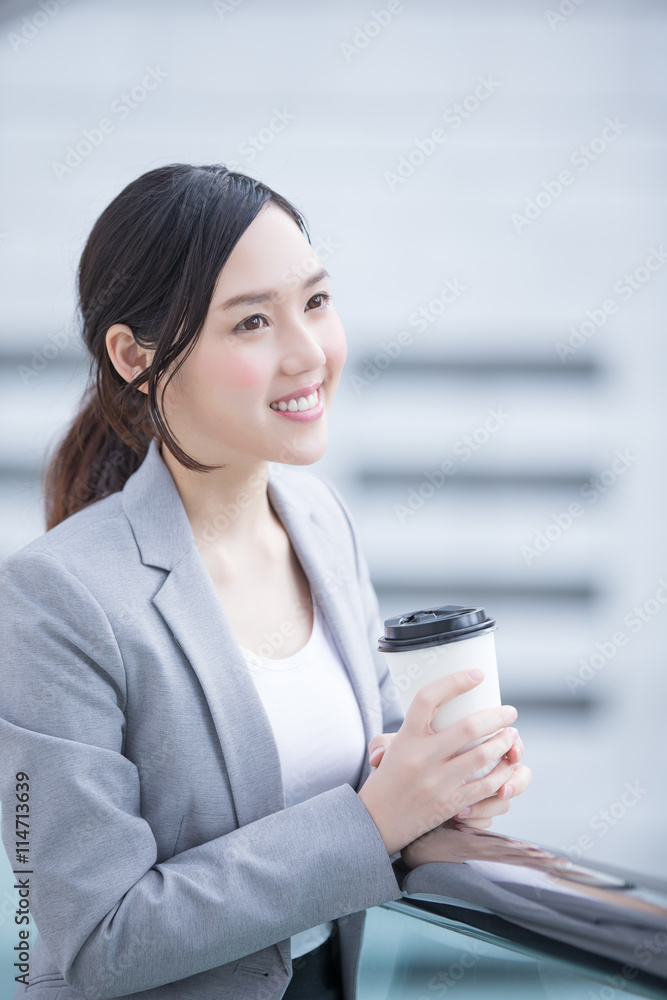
[379,604,496,652]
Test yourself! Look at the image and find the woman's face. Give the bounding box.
[160,202,347,468]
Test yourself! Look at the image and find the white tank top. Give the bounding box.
[239,596,367,959]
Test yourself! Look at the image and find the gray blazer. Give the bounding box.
[0,437,406,1000]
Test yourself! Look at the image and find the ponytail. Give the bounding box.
[43,369,153,532]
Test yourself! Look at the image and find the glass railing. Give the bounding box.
[357,819,667,999]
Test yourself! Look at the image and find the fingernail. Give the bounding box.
[507,727,518,739]
[458,807,472,817]
[504,784,515,799]
[369,747,383,763]
[467,669,484,681]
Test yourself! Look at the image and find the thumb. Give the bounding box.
[368,733,396,768]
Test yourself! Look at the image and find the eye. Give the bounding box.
[232,292,331,333]
[306,292,331,310]
[234,313,269,333]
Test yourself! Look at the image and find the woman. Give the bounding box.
[0,164,530,1000]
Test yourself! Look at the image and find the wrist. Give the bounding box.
[357,784,401,857]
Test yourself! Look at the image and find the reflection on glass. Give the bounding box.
[359,904,661,1000]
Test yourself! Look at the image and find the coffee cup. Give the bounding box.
[378,605,503,782]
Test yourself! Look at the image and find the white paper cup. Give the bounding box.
[378,606,502,782]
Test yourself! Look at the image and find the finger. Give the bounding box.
[447,725,519,784]
[368,733,396,767]
[368,733,396,756]
[402,668,490,736]
[497,763,532,801]
[457,794,512,820]
[459,816,495,829]
[504,736,524,765]
[445,757,517,817]
[435,706,519,760]
[458,763,532,818]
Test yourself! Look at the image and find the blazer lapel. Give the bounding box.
[153,551,287,826]
[122,439,379,832]
[267,467,384,759]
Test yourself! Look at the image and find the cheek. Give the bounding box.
[196,350,270,392]
[223,355,267,389]
[325,321,348,370]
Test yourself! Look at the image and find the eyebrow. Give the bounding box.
[218,267,331,311]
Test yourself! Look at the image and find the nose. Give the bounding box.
[279,315,327,375]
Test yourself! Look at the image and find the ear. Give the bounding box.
[105,324,153,394]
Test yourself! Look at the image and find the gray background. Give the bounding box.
[1,0,666,991]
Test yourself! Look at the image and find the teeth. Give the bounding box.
[270,390,319,412]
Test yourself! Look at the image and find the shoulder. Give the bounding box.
[0,490,135,587]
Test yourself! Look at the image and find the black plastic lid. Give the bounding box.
[378,605,496,652]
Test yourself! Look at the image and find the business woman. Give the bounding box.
[0,164,530,1000]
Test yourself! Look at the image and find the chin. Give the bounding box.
[272,435,328,466]
[288,452,326,467]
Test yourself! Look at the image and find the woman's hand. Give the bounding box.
[357,670,521,857]
[367,728,531,834]
[455,736,532,829]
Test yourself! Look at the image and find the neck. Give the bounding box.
[159,441,279,553]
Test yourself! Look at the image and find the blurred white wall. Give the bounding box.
[0,0,666,905]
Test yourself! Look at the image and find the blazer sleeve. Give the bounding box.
[319,476,405,736]
[0,549,404,999]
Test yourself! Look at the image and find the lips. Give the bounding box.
[269,380,322,405]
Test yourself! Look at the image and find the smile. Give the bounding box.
[270,391,319,412]
[269,387,324,422]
